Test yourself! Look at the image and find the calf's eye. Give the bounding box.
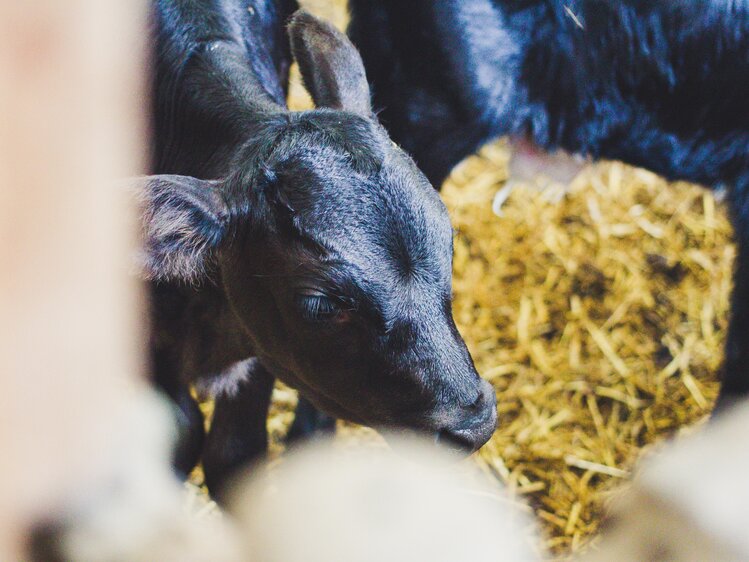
[294,292,350,324]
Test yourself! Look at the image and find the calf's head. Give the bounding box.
[141,11,496,453]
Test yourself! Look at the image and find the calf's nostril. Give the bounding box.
[435,428,475,454]
[464,384,488,411]
[465,380,496,411]
[467,392,482,411]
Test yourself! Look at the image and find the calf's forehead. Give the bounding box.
[294,157,455,284]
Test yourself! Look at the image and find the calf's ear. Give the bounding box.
[135,175,228,283]
[288,10,372,116]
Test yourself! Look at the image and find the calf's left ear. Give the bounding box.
[135,175,228,283]
[288,10,372,116]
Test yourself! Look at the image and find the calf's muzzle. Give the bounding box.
[435,379,498,454]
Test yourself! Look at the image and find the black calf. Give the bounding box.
[142,1,497,498]
[348,0,749,409]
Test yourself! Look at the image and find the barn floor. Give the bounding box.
[189,1,734,558]
[442,144,730,557]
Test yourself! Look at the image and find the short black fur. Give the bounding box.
[143,0,498,498]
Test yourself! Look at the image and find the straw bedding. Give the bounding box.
[443,143,730,555]
[188,1,734,557]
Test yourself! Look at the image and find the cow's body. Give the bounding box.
[349,0,749,406]
[349,0,749,190]
[152,0,295,178]
[145,0,497,499]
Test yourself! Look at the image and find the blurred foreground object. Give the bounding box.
[0,1,239,560]
[232,436,538,562]
[580,401,749,562]
[31,391,241,562]
[0,0,145,556]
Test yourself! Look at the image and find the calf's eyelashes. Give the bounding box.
[293,291,353,325]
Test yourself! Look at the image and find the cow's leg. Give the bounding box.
[716,208,749,413]
[152,348,205,478]
[287,395,336,444]
[203,359,274,502]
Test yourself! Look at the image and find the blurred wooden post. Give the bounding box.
[0,1,147,558]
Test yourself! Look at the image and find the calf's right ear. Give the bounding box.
[288,10,372,116]
[135,175,228,283]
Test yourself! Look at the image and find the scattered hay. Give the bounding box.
[442,140,732,556]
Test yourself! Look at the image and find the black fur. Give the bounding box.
[143,0,497,498]
[349,0,749,189]
[348,0,749,410]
